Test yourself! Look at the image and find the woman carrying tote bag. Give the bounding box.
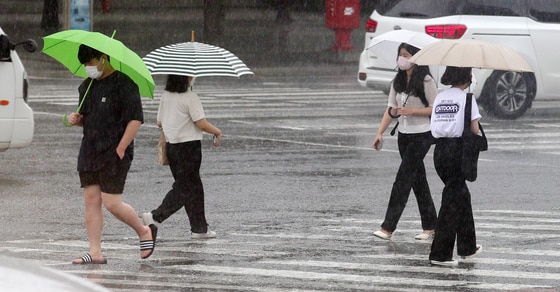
[144,75,222,239]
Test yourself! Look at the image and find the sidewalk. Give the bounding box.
[3,6,365,78]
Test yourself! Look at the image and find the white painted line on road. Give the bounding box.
[69,270,315,292]
[315,224,560,240]
[29,98,76,102]
[260,259,560,282]
[354,253,560,268]
[488,247,560,257]
[163,264,470,288]
[228,120,255,124]
[475,215,560,223]
[475,210,560,216]
[475,230,560,239]
[529,123,560,128]
[276,126,306,130]
[153,246,290,257]
[234,135,377,152]
[208,91,377,97]
[48,102,78,106]
[228,232,373,242]
[234,226,560,241]
[391,219,560,231]
[488,132,560,138]
[34,111,67,117]
[490,144,560,151]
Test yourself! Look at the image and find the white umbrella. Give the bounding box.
[143,42,254,77]
[408,39,533,72]
[366,29,439,63]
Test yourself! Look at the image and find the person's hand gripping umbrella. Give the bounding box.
[61,78,93,127]
[42,30,155,126]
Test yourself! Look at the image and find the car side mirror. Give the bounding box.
[0,35,37,61]
[15,39,38,53]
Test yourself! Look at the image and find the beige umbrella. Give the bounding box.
[408,39,533,72]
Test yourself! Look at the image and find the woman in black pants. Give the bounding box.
[143,75,222,239]
[372,43,438,241]
[429,66,482,266]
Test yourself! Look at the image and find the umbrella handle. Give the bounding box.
[62,114,72,127]
[387,107,401,119]
[61,79,94,127]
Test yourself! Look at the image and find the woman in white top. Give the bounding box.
[372,43,438,241]
[143,75,222,239]
[429,66,482,266]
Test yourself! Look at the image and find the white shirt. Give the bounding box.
[430,87,482,138]
[157,89,205,143]
[387,75,438,133]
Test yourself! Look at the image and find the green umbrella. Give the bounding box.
[42,30,155,99]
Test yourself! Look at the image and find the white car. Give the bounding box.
[0,255,110,291]
[357,0,560,119]
[0,27,36,152]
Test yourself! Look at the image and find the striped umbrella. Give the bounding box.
[142,42,254,77]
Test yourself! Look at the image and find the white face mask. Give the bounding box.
[85,66,103,79]
[397,56,413,71]
[85,59,104,79]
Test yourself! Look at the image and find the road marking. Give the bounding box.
[29,84,560,156]
[1,209,560,290]
[163,264,470,287]
[260,259,560,281]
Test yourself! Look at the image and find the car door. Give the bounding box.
[0,30,34,152]
[0,55,16,149]
[526,0,560,99]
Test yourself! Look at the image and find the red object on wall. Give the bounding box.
[102,0,110,13]
[325,0,360,51]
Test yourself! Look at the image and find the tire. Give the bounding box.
[482,70,536,119]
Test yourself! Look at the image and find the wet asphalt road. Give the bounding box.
[1,75,560,291]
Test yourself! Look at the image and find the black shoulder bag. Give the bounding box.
[461,93,488,182]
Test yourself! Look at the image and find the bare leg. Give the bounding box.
[101,193,153,258]
[72,185,105,264]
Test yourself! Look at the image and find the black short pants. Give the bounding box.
[79,155,132,194]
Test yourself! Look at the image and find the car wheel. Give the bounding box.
[482,70,536,119]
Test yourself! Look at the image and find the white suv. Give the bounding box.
[357,0,560,119]
[0,27,36,152]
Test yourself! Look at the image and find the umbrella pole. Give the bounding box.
[61,79,94,127]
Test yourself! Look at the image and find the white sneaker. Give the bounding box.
[414,232,435,241]
[141,212,155,226]
[373,230,392,240]
[191,229,217,239]
[430,259,458,267]
[461,245,483,259]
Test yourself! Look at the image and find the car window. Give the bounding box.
[461,0,525,16]
[0,35,11,61]
[377,0,462,18]
[528,0,560,23]
[377,0,526,18]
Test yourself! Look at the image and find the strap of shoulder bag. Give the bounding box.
[464,92,488,151]
[464,93,473,134]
